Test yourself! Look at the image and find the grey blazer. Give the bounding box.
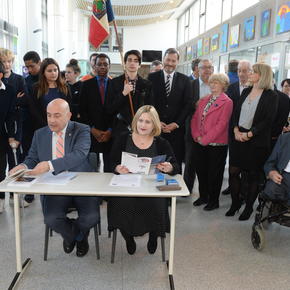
[24,121,92,174]
[264,133,290,176]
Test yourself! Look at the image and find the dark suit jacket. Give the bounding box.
[226,81,240,107]
[271,89,290,138]
[232,87,278,148]
[264,133,290,176]
[24,121,92,174]
[148,70,192,127]
[0,83,16,139]
[80,77,113,152]
[106,74,153,129]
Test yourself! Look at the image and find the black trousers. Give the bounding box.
[183,140,196,193]
[42,195,100,243]
[193,142,228,204]
[0,138,8,199]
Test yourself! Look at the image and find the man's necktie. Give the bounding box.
[99,77,105,105]
[56,131,64,158]
[165,75,171,97]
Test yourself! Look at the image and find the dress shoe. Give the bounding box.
[147,233,158,254]
[225,203,242,217]
[63,239,76,254]
[125,236,136,255]
[239,207,253,221]
[76,236,89,257]
[222,187,231,195]
[0,199,4,213]
[203,203,219,211]
[193,198,207,206]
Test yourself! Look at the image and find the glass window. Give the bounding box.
[200,0,206,14]
[222,0,232,22]
[189,1,199,39]
[178,14,185,46]
[232,0,259,17]
[206,0,222,31]
[219,54,229,73]
[200,14,205,34]
[229,48,257,64]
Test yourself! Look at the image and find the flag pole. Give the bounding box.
[112,19,135,119]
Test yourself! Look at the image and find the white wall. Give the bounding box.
[123,20,177,55]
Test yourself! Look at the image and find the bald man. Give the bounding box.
[10,98,100,257]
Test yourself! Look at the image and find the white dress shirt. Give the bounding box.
[163,71,175,91]
[199,78,211,99]
[0,82,6,90]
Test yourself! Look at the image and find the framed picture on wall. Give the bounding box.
[261,9,271,37]
[211,34,219,52]
[276,2,290,34]
[187,46,192,61]
[244,16,255,41]
[197,39,203,57]
[204,37,210,55]
[229,24,240,49]
[192,44,197,59]
[220,23,228,53]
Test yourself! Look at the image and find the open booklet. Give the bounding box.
[121,152,166,175]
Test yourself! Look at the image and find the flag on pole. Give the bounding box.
[89,0,115,49]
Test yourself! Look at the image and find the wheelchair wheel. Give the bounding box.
[251,225,265,251]
[261,201,272,230]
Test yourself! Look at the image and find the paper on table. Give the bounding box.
[7,176,38,187]
[36,172,77,185]
[110,174,141,187]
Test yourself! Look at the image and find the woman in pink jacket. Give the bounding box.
[191,73,233,210]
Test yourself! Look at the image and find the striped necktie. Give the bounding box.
[56,131,64,158]
[165,74,171,97]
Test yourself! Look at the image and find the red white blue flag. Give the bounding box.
[89,0,115,48]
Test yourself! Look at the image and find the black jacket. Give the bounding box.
[80,77,113,152]
[110,132,180,174]
[232,87,278,148]
[148,70,192,127]
[106,74,153,128]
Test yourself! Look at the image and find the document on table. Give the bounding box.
[109,174,142,187]
[36,172,77,185]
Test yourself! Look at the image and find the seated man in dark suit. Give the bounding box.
[10,98,100,257]
[263,133,290,204]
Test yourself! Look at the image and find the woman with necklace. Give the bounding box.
[108,105,179,255]
[29,58,72,131]
[226,63,278,220]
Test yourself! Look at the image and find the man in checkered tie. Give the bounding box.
[10,98,100,257]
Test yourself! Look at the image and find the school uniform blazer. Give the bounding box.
[191,92,233,146]
[23,121,92,175]
[232,87,278,148]
[80,77,113,152]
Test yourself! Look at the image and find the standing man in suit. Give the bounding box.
[184,59,213,193]
[148,48,192,173]
[80,53,113,172]
[222,60,252,196]
[0,62,17,213]
[10,99,100,257]
[107,50,153,136]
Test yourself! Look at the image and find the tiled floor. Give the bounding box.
[1,179,290,290]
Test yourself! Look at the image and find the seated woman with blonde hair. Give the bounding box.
[191,73,233,210]
[108,105,179,255]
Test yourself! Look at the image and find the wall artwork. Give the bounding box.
[220,23,228,53]
[187,46,192,61]
[204,37,210,55]
[192,44,197,59]
[197,39,203,57]
[244,16,255,41]
[229,24,240,49]
[211,34,219,52]
[261,9,271,37]
[276,2,290,34]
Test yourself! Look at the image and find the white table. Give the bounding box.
[0,173,189,290]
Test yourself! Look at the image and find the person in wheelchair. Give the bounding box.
[263,132,290,205]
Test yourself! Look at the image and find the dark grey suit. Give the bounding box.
[263,133,290,204]
[24,121,100,243]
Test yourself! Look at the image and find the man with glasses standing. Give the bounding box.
[184,59,214,197]
[80,53,113,172]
